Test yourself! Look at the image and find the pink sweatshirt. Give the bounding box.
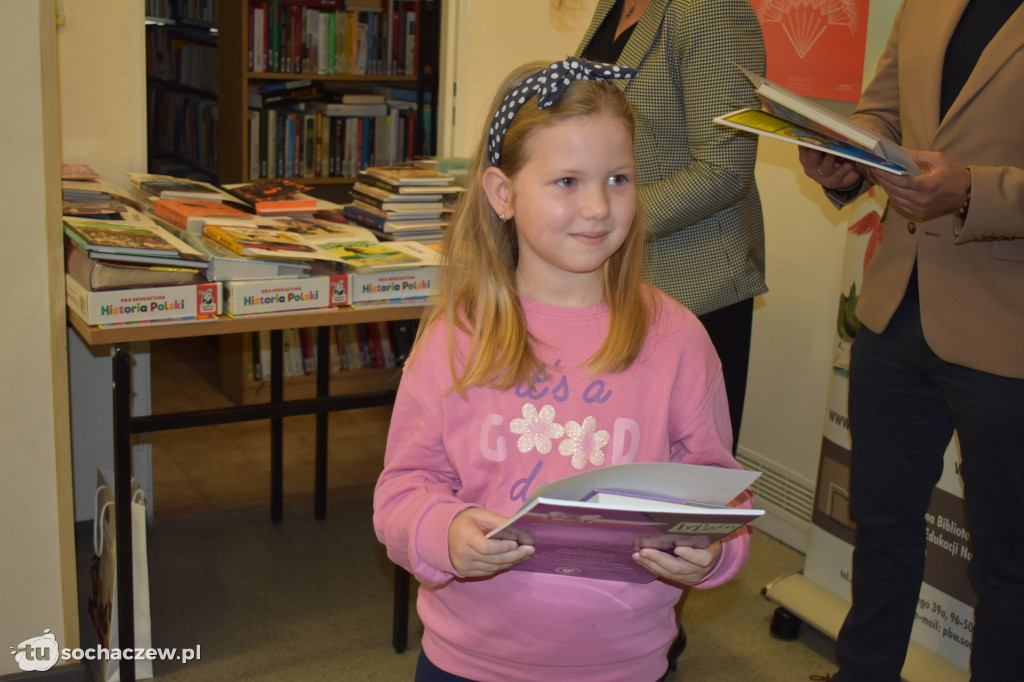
[373,291,752,681]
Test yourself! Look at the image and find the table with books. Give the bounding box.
[61,166,461,681]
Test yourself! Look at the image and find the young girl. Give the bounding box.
[373,58,753,682]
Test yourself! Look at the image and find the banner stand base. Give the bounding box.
[763,573,970,682]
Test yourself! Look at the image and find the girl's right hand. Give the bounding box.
[448,507,535,578]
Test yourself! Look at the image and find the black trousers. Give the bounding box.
[698,297,754,454]
[835,291,1024,681]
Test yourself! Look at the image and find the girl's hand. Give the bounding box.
[634,542,723,585]
[448,507,535,578]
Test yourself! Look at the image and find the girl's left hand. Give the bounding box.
[634,542,723,585]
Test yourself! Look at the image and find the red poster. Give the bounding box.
[752,0,871,102]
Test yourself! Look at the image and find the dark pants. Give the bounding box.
[835,291,1024,681]
[698,297,754,453]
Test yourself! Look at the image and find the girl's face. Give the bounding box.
[506,113,636,306]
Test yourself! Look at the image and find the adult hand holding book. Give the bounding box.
[716,66,921,177]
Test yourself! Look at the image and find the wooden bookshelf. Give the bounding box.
[146,6,220,181]
[216,0,440,185]
[219,331,403,405]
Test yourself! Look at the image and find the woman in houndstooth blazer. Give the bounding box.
[577,0,767,453]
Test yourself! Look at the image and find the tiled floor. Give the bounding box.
[148,336,394,517]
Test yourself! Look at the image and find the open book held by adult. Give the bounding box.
[716,66,921,176]
[486,462,763,583]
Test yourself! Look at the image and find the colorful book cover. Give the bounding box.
[202,224,341,263]
[361,165,454,186]
[152,198,253,231]
[63,217,198,259]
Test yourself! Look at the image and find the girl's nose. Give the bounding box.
[581,186,610,220]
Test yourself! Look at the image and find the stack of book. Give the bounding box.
[62,213,221,325]
[63,170,445,325]
[343,165,463,243]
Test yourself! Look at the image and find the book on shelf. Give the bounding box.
[344,201,446,227]
[486,462,763,584]
[152,198,254,232]
[257,79,314,94]
[223,275,348,316]
[221,179,318,216]
[181,231,312,281]
[356,170,465,195]
[66,274,221,326]
[62,197,131,217]
[267,216,379,241]
[128,173,241,203]
[361,165,456,186]
[62,178,146,208]
[306,100,389,118]
[719,66,920,176]
[249,82,325,109]
[337,265,439,304]
[341,93,386,104]
[350,183,446,211]
[202,224,342,263]
[64,238,204,290]
[61,163,100,180]
[312,238,438,273]
[63,216,203,261]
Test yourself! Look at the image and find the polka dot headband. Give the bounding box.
[487,57,637,167]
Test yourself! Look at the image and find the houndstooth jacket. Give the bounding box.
[577,0,767,316]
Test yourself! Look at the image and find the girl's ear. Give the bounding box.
[482,166,513,220]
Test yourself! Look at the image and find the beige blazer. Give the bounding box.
[851,0,1024,378]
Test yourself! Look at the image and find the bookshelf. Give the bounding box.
[216,0,441,187]
[218,319,417,405]
[146,2,220,181]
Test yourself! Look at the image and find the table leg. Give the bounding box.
[315,326,330,520]
[270,329,284,524]
[112,344,136,682]
[393,565,410,653]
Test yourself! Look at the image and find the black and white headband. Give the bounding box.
[487,57,637,167]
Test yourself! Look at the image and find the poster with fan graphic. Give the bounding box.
[752,0,870,102]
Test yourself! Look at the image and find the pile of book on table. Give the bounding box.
[343,164,465,244]
[61,169,442,329]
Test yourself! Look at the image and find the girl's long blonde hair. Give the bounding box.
[412,60,657,396]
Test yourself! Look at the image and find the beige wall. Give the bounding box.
[0,0,78,671]
[1,1,147,672]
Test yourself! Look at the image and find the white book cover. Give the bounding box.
[344,265,439,303]
[223,275,349,315]
[66,274,221,325]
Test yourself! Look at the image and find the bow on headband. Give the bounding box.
[487,57,637,167]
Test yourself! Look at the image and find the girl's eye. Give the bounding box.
[608,174,630,186]
[555,177,578,188]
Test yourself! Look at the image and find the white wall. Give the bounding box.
[438,1,902,552]
[0,1,78,672]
